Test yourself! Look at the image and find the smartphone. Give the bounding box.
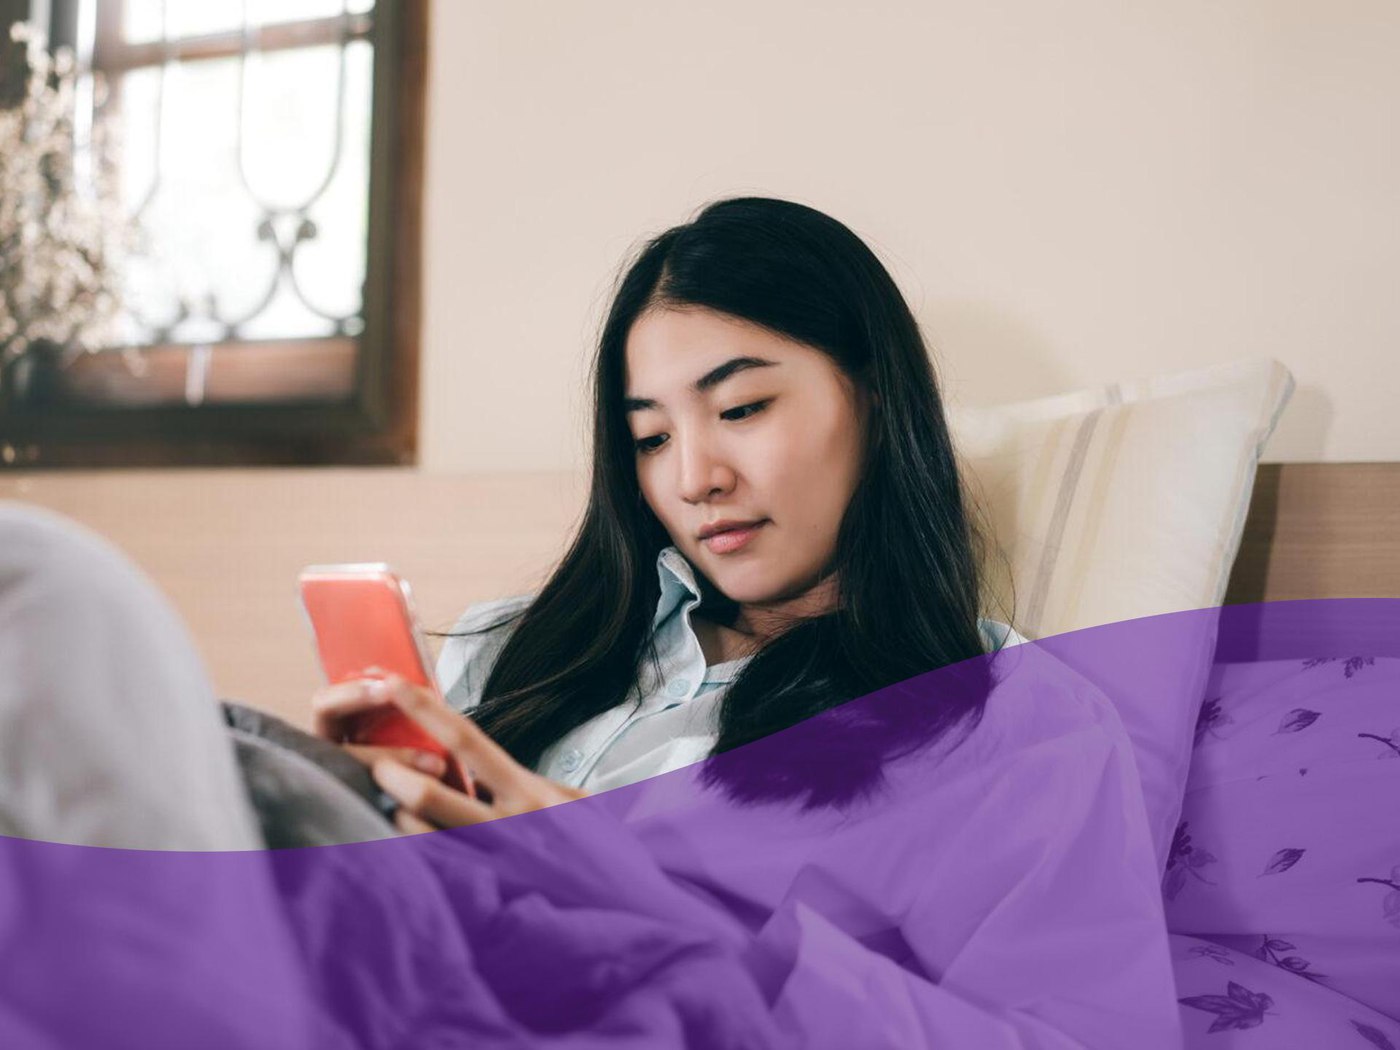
[297,562,474,796]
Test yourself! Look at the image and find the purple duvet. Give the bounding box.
[3,600,1398,1049]
[1166,623,1400,1048]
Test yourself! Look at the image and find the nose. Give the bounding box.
[676,432,735,505]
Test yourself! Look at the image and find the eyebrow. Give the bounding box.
[623,356,780,413]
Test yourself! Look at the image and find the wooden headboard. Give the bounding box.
[1219,462,1400,660]
[0,468,593,726]
[0,461,1396,723]
[1224,463,1400,601]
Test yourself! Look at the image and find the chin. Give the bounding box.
[699,564,781,604]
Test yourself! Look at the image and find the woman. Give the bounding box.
[0,197,1182,1049]
[322,194,1018,824]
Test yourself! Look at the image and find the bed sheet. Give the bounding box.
[1168,654,1400,1047]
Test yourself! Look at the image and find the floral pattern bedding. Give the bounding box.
[1166,655,1400,1047]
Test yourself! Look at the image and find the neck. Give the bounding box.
[732,573,840,641]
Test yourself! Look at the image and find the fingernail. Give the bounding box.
[413,752,446,776]
[366,680,387,699]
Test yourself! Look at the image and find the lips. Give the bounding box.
[700,520,768,554]
[697,518,767,540]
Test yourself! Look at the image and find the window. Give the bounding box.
[0,0,426,468]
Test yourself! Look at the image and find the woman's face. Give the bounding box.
[624,305,868,624]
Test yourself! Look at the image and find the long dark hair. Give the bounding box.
[428,196,1013,809]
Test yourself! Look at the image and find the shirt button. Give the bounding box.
[559,748,583,773]
[667,678,691,698]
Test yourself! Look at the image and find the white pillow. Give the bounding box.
[948,357,1295,874]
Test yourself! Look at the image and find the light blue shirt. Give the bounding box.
[435,545,1027,792]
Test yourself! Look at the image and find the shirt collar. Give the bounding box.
[653,547,755,684]
[653,545,703,631]
[651,546,1012,682]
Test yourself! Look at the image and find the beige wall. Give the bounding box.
[420,0,1399,473]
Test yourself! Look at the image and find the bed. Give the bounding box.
[1,361,1398,1046]
[1163,462,1400,1047]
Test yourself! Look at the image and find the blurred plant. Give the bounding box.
[0,21,133,399]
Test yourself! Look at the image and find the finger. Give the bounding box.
[310,679,393,740]
[342,743,447,777]
[376,674,524,790]
[393,808,439,836]
[372,758,497,827]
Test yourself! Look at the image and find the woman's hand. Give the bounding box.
[357,673,589,835]
[309,672,452,779]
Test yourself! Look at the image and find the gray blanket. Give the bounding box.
[220,700,401,849]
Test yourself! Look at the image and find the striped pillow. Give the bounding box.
[948,357,1295,874]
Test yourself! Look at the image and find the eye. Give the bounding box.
[633,400,772,456]
[721,399,773,421]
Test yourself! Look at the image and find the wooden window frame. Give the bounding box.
[0,0,427,470]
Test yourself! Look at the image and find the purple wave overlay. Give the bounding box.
[2,599,1390,1049]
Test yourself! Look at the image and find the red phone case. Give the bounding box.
[297,563,474,796]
